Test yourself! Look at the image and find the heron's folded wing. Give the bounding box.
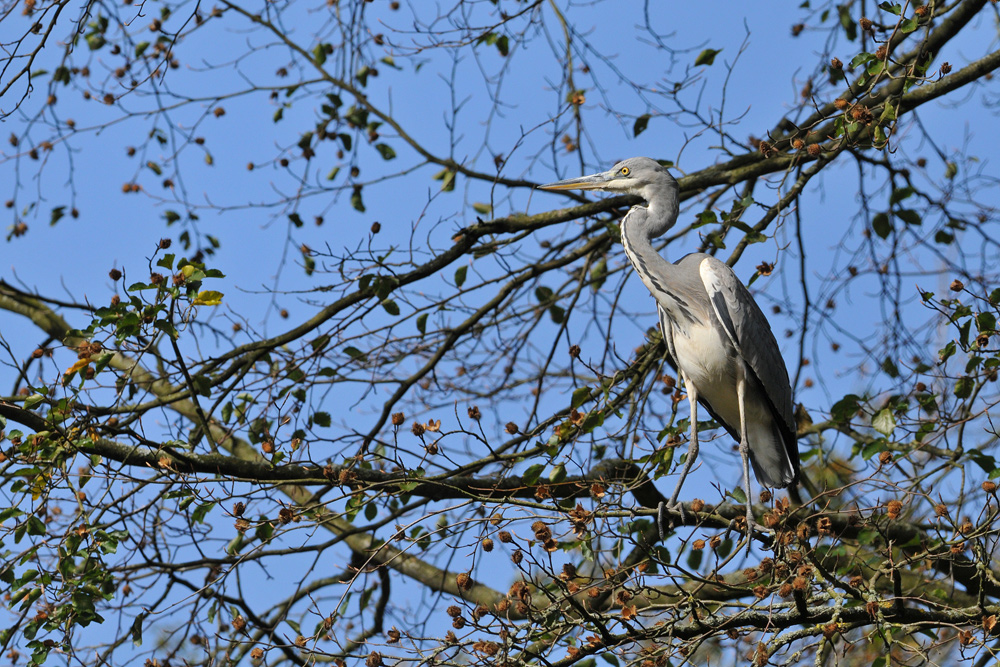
[697,256,796,436]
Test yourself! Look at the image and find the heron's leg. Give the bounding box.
[736,369,758,538]
[658,376,699,540]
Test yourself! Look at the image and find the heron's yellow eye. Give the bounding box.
[620,166,630,176]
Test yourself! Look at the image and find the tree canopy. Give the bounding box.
[2,1,1000,665]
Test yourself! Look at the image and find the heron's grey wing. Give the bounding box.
[697,256,796,435]
[656,304,679,371]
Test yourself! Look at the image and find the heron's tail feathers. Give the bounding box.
[747,420,797,489]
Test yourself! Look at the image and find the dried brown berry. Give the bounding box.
[468,406,481,421]
[859,17,873,31]
[391,412,404,426]
[950,279,964,292]
[505,422,519,434]
[887,499,903,519]
[481,538,494,552]
[498,531,513,543]
[831,57,843,70]
[984,481,998,494]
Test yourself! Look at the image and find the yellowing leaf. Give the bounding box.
[192,290,224,306]
[64,358,91,376]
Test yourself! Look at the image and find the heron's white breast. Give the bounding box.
[672,322,736,398]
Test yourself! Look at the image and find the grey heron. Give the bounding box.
[539,157,799,538]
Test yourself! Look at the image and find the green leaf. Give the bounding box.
[889,186,914,205]
[351,187,366,212]
[496,34,509,57]
[549,464,567,483]
[156,253,175,270]
[312,43,327,65]
[896,209,921,225]
[381,299,400,316]
[839,5,858,40]
[344,346,367,361]
[945,161,958,180]
[695,48,722,66]
[288,212,303,228]
[522,463,544,485]
[416,313,428,335]
[872,408,895,436]
[831,394,861,422]
[375,143,396,160]
[313,412,331,427]
[326,166,341,181]
[154,319,179,340]
[454,265,467,288]
[49,206,65,226]
[633,114,651,137]
[472,202,492,215]
[954,376,975,399]
[571,387,590,409]
[872,212,892,239]
[135,41,150,57]
[878,2,902,15]
[440,170,456,192]
[901,16,918,33]
[686,545,704,570]
[849,52,875,69]
[23,393,44,411]
[730,487,747,503]
[881,356,899,378]
[131,612,146,646]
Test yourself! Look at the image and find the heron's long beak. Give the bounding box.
[537,170,613,192]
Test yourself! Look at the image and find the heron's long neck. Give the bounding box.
[620,202,700,329]
[620,207,681,293]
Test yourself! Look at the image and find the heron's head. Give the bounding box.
[537,157,675,198]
